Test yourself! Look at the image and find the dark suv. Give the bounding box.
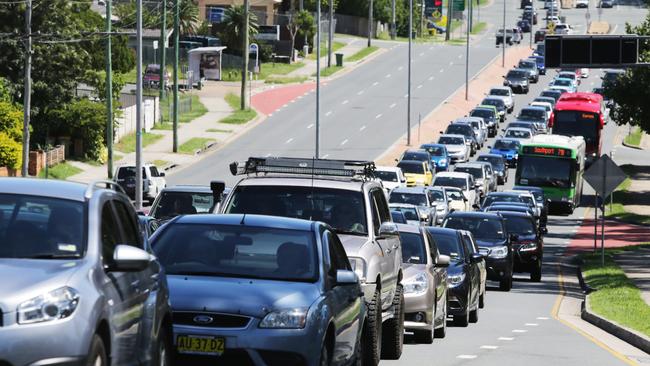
[444,123,478,156]
[442,212,514,291]
[500,211,545,282]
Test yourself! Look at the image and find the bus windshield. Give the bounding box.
[553,111,599,146]
[517,156,574,188]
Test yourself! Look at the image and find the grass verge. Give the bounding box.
[161,93,208,124]
[179,137,215,154]
[206,128,233,133]
[220,93,258,124]
[38,162,82,180]
[222,62,305,81]
[115,132,163,154]
[152,159,168,168]
[308,41,345,60]
[580,244,650,338]
[346,46,379,62]
[624,127,642,147]
[314,66,344,77]
[470,22,487,34]
[265,76,309,84]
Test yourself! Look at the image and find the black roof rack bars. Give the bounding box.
[230,157,376,179]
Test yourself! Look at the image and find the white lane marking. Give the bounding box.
[357,90,365,95]
[398,66,404,71]
[303,92,310,96]
[525,323,539,327]
[376,114,383,119]
[307,123,314,129]
[419,52,425,56]
[537,317,550,320]
[325,111,332,116]
[480,345,499,350]
[372,81,379,86]
[342,100,349,105]
[285,138,294,144]
[430,46,434,50]
[512,329,528,333]
[265,153,272,157]
[282,104,288,108]
[457,355,478,359]
[458,54,463,59]
[428,76,434,81]
[322,154,329,158]
[290,99,296,103]
[440,69,445,73]
[341,139,348,146]
[498,337,515,341]
[449,61,454,65]
[404,94,409,98]
[390,103,397,109]
[417,85,423,89]
[386,73,392,78]
[360,125,366,131]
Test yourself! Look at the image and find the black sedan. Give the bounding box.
[501,211,545,282]
[477,154,508,185]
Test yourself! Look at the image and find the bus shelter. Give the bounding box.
[187,46,227,83]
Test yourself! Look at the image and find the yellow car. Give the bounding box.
[396,160,433,186]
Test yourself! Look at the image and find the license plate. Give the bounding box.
[176,335,225,356]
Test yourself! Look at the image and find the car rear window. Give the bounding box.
[400,232,427,264]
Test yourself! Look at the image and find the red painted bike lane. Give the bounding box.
[567,216,650,254]
[251,82,316,116]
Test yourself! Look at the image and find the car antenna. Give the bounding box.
[240,213,246,225]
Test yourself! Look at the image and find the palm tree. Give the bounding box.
[220,5,259,53]
[178,0,200,35]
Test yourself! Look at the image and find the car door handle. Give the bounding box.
[392,244,399,250]
[385,248,392,254]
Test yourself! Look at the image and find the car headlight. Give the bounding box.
[404,273,429,295]
[259,308,308,329]
[17,287,80,324]
[439,159,447,165]
[519,242,538,252]
[349,257,367,282]
[561,196,569,202]
[514,153,519,159]
[497,171,504,176]
[448,273,466,287]
[488,246,509,259]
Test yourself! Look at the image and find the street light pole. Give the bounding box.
[106,0,113,179]
[407,0,412,146]
[241,0,250,109]
[316,0,321,158]
[368,0,374,47]
[135,0,143,209]
[328,0,333,67]
[172,0,179,152]
[391,0,396,39]
[465,0,471,100]
[21,0,32,177]
[502,0,506,67]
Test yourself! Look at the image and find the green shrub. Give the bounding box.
[0,132,22,169]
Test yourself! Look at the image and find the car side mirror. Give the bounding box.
[379,222,399,237]
[336,270,359,285]
[470,253,484,263]
[111,245,151,272]
[509,233,519,242]
[437,254,451,267]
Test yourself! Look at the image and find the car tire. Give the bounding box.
[433,296,447,338]
[479,290,485,309]
[320,341,331,366]
[86,335,108,366]
[353,329,365,366]
[154,324,171,366]
[453,309,469,327]
[413,327,434,344]
[363,289,382,366]
[381,285,404,360]
[531,260,543,282]
[499,276,513,292]
[469,305,479,323]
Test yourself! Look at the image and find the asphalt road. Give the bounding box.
[166,0,648,365]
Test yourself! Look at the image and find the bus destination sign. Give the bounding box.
[523,146,570,157]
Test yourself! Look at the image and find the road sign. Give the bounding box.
[452,0,465,12]
[547,21,556,33]
[583,154,627,199]
[153,40,159,50]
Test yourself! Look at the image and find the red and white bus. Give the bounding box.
[551,92,606,166]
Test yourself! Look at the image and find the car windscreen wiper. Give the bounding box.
[25,253,82,259]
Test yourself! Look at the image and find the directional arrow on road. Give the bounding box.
[583,154,627,199]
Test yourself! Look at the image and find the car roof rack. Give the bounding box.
[230,157,376,180]
[84,180,127,199]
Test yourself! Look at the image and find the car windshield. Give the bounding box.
[553,79,572,86]
[455,166,483,179]
[390,192,427,206]
[490,89,510,96]
[504,216,536,235]
[483,195,523,207]
[401,152,428,161]
[519,109,545,120]
[518,156,574,188]
[152,224,319,282]
[507,70,528,78]
[400,232,427,264]
[445,189,464,201]
[559,73,575,80]
[398,161,425,174]
[391,211,407,224]
[444,216,506,241]
[422,145,445,156]
[519,61,535,69]
[376,170,398,182]
[391,206,420,221]
[477,156,504,169]
[0,194,85,259]
[150,192,214,219]
[505,130,531,139]
[428,189,446,202]
[541,91,560,100]
[429,232,464,260]
[433,177,468,190]
[225,186,368,235]
[439,136,464,145]
[493,140,520,150]
[471,109,494,120]
[446,125,472,136]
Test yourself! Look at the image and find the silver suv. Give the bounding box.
[0,178,171,366]
[217,157,405,363]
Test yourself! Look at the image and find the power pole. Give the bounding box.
[299,0,304,10]
[172,0,179,152]
[391,0,396,40]
[21,0,32,177]
[407,0,412,146]
[135,0,144,209]
[368,0,373,47]
[159,0,167,102]
[502,0,506,67]
[241,0,250,110]
[445,0,452,40]
[106,0,114,179]
[465,0,471,100]
[328,0,333,67]
[315,0,321,158]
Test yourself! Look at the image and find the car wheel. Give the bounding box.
[363,289,382,366]
[320,341,331,366]
[433,295,447,338]
[531,260,542,282]
[453,309,469,327]
[86,335,108,366]
[413,326,434,344]
[154,325,171,366]
[381,285,404,360]
[469,305,479,323]
[353,329,365,366]
[499,276,512,292]
[479,289,485,309]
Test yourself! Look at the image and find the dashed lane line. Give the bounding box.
[512,329,528,333]
[457,355,478,359]
[360,125,366,131]
[480,345,499,350]
[342,100,349,105]
[525,323,539,327]
[390,103,397,109]
[498,337,515,341]
[307,123,314,129]
[285,138,293,144]
[340,139,348,146]
[325,111,332,117]
[376,114,383,119]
